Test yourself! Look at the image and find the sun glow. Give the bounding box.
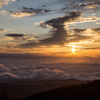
[71,48,76,52]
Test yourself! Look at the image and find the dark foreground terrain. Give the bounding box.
[0,79,88,99]
[20,80,100,100]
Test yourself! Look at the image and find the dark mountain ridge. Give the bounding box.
[21,80,100,100]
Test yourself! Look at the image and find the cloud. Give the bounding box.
[71,27,99,36]
[67,27,100,46]
[73,2,100,8]
[70,29,85,35]
[6,33,25,37]
[8,7,52,18]
[5,33,35,42]
[17,11,81,48]
[22,7,51,13]
[0,0,15,8]
[96,22,100,24]
[0,58,100,81]
[65,16,100,26]
[67,35,91,43]
[82,47,100,50]
[0,29,7,33]
[61,1,100,12]
[0,64,10,71]
[0,10,7,14]
[8,11,36,18]
[93,27,100,32]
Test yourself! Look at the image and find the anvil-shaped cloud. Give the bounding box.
[17,11,81,48]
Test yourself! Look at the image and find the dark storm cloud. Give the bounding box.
[6,33,25,37]
[18,11,81,48]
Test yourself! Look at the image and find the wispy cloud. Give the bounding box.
[0,0,15,8]
[8,11,35,18]
[0,29,7,33]
[6,7,52,18]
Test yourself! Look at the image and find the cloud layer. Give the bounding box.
[0,58,100,81]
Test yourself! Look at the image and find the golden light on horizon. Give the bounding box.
[71,48,76,52]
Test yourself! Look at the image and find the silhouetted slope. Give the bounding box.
[0,79,87,99]
[22,80,100,100]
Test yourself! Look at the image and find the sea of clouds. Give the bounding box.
[0,58,100,82]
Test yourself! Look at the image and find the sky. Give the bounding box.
[0,0,100,57]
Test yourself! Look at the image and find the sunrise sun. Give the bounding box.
[71,48,76,52]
